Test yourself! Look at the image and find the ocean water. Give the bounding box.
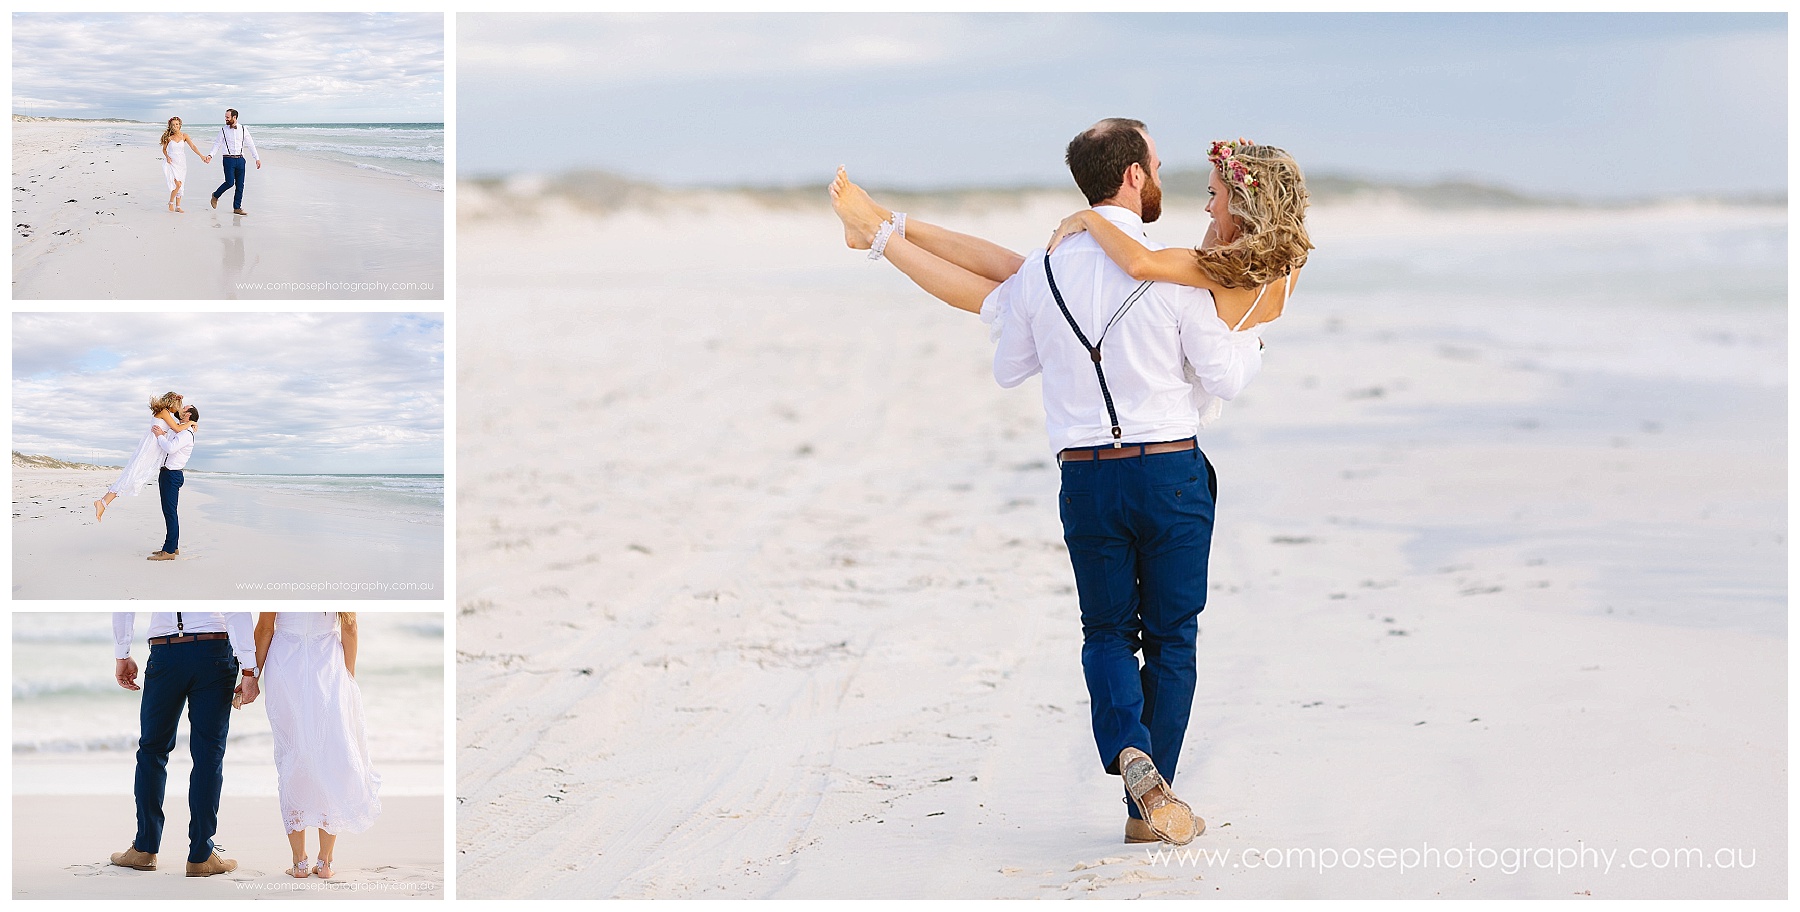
[247,123,444,191]
[13,612,444,791]
[65,121,445,192]
[195,473,444,527]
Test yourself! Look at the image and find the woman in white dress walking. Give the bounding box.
[253,612,382,879]
[159,117,211,213]
[93,392,195,522]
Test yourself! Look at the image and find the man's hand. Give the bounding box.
[203,155,212,164]
[234,674,259,707]
[115,658,140,691]
[151,425,165,436]
[255,160,262,170]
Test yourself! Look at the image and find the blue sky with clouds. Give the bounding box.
[458,12,1785,199]
[12,12,443,123]
[13,313,444,475]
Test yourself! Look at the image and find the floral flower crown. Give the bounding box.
[1208,138,1261,192]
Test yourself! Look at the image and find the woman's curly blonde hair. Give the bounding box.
[1195,142,1313,288]
[160,117,182,149]
[148,391,181,415]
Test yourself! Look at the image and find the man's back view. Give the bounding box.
[978,119,1262,844]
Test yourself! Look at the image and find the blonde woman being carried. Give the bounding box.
[94,392,195,522]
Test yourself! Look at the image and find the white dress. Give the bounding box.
[106,416,173,496]
[161,137,188,191]
[264,612,382,834]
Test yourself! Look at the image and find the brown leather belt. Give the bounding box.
[148,632,230,646]
[1058,438,1197,463]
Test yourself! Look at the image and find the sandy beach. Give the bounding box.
[12,121,442,300]
[13,795,443,899]
[453,187,1785,899]
[13,467,443,600]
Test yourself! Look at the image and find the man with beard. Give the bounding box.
[830,118,1262,844]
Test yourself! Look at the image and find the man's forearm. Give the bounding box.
[905,220,1026,284]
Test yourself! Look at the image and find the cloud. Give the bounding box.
[12,12,443,122]
[455,12,1785,198]
[12,313,444,474]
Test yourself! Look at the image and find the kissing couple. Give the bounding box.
[93,391,197,560]
[830,118,1312,844]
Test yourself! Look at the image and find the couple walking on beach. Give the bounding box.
[831,118,1312,844]
[158,108,261,214]
[93,392,198,561]
[109,612,381,879]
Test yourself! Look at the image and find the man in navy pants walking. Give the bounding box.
[208,109,261,216]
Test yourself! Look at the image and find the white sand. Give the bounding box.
[12,122,442,300]
[13,795,443,899]
[453,190,1785,898]
[13,467,443,600]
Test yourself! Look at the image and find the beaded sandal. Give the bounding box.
[287,857,310,878]
[313,858,334,879]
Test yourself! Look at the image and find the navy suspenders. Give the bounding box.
[1042,256,1151,446]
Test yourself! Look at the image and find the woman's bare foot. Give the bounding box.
[828,167,892,250]
[93,499,106,522]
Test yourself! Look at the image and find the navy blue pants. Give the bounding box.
[213,155,246,209]
[1058,442,1216,817]
[133,639,237,863]
[158,468,183,553]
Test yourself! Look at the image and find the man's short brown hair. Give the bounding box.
[1065,118,1150,206]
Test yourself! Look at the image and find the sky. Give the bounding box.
[458,12,1786,200]
[12,12,444,123]
[13,313,444,475]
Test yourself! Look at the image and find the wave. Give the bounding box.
[354,162,446,191]
[258,140,443,163]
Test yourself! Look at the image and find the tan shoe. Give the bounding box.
[233,209,248,215]
[1125,816,1159,843]
[1119,747,1199,845]
[1124,806,1206,843]
[186,851,237,877]
[210,195,219,209]
[110,846,156,870]
[147,551,176,561]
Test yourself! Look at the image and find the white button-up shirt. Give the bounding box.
[980,206,1263,454]
[155,426,194,470]
[208,124,259,160]
[113,612,257,673]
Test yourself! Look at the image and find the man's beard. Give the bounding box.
[1140,175,1163,223]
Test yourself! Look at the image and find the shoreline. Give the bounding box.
[13,467,443,600]
[12,122,443,299]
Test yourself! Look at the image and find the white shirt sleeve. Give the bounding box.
[208,127,225,158]
[982,267,1041,389]
[226,613,257,673]
[1176,288,1263,401]
[154,428,188,455]
[113,612,135,659]
[241,127,259,161]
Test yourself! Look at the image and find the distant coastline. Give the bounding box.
[12,115,148,124]
[11,452,115,471]
[461,168,1786,215]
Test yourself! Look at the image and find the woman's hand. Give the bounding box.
[164,154,173,165]
[1047,210,1094,253]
